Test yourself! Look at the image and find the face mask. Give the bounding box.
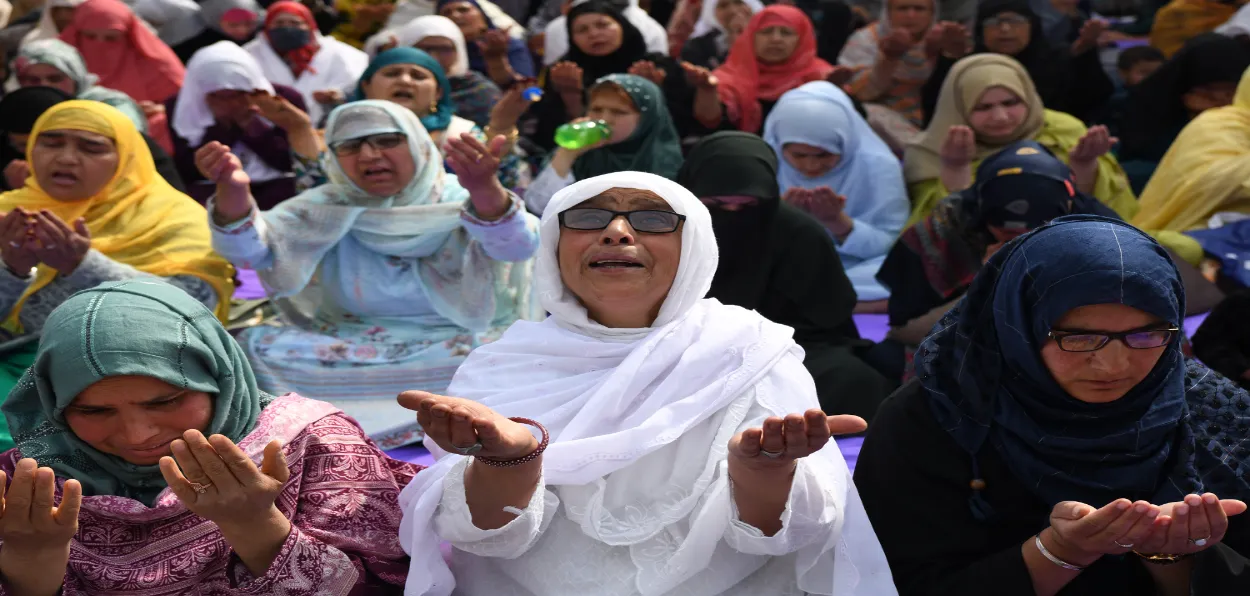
[268,26,311,52]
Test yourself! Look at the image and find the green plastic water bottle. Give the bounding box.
[554,120,612,150]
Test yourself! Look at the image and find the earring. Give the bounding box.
[429,98,438,114]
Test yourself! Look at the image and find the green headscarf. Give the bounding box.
[16,39,150,133]
[2,281,268,506]
[571,73,684,182]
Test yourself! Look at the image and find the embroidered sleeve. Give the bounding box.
[723,458,834,556]
[460,193,541,262]
[207,201,275,270]
[523,163,574,216]
[433,457,558,559]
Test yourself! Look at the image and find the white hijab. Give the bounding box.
[173,41,275,146]
[21,0,87,47]
[691,0,763,39]
[243,32,368,125]
[397,171,894,595]
[385,15,470,76]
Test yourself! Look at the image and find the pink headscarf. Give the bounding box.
[59,0,185,103]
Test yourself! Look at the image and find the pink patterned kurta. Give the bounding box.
[0,394,422,595]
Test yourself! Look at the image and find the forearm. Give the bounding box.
[285,124,324,160]
[886,298,960,345]
[1142,558,1193,596]
[939,163,972,193]
[0,547,68,596]
[693,87,724,129]
[560,92,584,120]
[1071,162,1098,195]
[549,148,583,178]
[865,58,901,99]
[485,56,516,87]
[1021,528,1088,596]
[211,186,258,225]
[464,458,542,531]
[727,459,796,537]
[218,508,293,578]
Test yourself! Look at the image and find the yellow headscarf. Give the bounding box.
[0,101,234,332]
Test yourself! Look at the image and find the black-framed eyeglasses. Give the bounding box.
[558,208,686,233]
[1047,325,1179,353]
[330,132,407,157]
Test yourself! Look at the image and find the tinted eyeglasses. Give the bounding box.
[331,132,407,157]
[985,14,1029,28]
[1047,325,1179,353]
[558,208,686,233]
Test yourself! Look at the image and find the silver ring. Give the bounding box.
[1190,536,1210,547]
[759,449,784,459]
[1113,540,1134,548]
[189,481,212,494]
[44,244,54,249]
[7,241,17,248]
[451,441,483,456]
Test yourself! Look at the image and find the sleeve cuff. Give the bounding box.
[461,193,524,227]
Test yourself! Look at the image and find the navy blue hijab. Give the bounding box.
[916,216,1250,516]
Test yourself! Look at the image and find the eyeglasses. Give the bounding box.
[331,132,407,157]
[558,208,686,233]
[1047,325,1179,353]
[985,14,1029,28]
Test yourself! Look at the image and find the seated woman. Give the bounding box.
[763,81,909,304]
[168,41,307,208]
[0,87,72,191]
[713,4,834,135]
[678,131,895,420]
[0,280,417,593]
[679,0,761,70]
[855,215,1250,595]
[201,100,539,448]
[525,73,682,215]
[1117,34,1250,195]
[904,54,1136,226]
[171,0,265,62]
[920,0,1112,126]
[437,0,534,86]
[20,0,83,47]
[1192,289,1250,390]
[397,15,502,127]
[396,170,897,595]
[0,101,234,451]
[244,0,368,126]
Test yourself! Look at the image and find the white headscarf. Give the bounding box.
[21,0,87,47]
[172,40,275,147]
[397,171,895,595]
[691,0,764,39]
[396,15,470,76]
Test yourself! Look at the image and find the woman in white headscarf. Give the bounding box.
[171,0,264,62]
[678,0,762,69]
[19,0,85,47]
[396,170,898,596]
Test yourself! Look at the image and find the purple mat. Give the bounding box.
[233,269,268,300]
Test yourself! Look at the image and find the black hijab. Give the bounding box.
[0,87,71,189]
[561,1,650,85]
[973,0,1050,66]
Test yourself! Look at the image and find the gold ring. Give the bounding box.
[189,481,212,494]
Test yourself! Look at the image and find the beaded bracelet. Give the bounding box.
[1034,534,1087,571]
[476,417,549,468]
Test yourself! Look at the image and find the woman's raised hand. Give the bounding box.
[939,125,977,166]
[478,28,513,59]
[3,159,28,191]
[445,132,511,220]
[251,91,313,133]
[0,459,81,595]
[1068,125,1116,165]
[1131,493,1246,556]
[158,430,291,532]
[29,210,91,274]
[682,61,718,90]
[195,142,252,220]
[627,60,667,86]
[728,409,867,472]
[1047,499,1164,566]
[0,208,38,275]
[399,391,540,461]
[550,61,585,95]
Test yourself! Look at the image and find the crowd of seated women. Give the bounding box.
[0,0,1242,592]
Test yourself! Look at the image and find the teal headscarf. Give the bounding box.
[353,47,455,132]
[571,74,684,182]
[2,281,268,506]
[16,39,151,134]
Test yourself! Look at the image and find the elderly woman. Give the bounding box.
[0,101,234,451]
[0,280,418,593]
[200,100,539,449]
[396,171,897,595]
[855,216,1250,595]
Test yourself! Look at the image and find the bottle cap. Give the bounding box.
[522,86,543,102]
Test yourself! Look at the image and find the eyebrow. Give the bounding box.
[1051,322,1174,334]
[69,390,188,410]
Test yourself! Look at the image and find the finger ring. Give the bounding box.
[189,481,213,494]
[1190,536,1210,547]
[44,244,55,249]
[1113,540,1134,548]
[450,441,483,456]
[7,241,17,247]
[759,449,784,459]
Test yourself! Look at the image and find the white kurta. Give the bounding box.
[244,34,369,125]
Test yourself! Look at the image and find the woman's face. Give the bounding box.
[1182,81,1238,115]
[967,86,1028,139]
[714,0,750,30]
[30,129,119,202]
[571,13,624,57]
[415,36,459,73]
[781,142,840,178]
[439,1,487,40]
[269,12,309,31]
[335,133,417,197]
[220,16,258,40]
[361,63,441,115]
[981,11,1031,55]
[64,375,214,466]
[1041,303,1170,404]
[205,89,254,123]
[889,0,933,38]
[51,6,77,32]
[753,25,799,64]
[557,188,683,328]
[16,63,76,96]
[586,86,640,143]
[80,27,125,44]
[700,194,759,211]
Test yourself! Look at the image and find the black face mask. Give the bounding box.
[267,26,311,52]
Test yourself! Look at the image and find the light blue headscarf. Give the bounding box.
[16,39,150,133]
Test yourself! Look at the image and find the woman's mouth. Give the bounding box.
[391,89,415,100]
[126,438,175,458]
[362,166,394,183]
[49,171,77,186]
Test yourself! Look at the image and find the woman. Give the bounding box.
[920,0,1113,126]
[713,4,835,134]
[19,0,84,47]
[0,87,71,191]
[244,0,368,125]
[168,41,306,208]
[58,0,186,107]
[1192,289,1250,389]
[1117,34,1250,194]
[542,0,670,66]
[763,81,909,304]
[855,215,1250,595]
[396,170,898,595]
[526,73,682,215]
[397,15,501,127]
[171,0,265,62]
[0,101,234,451]
[903,54,1136,226]
[678,130,895,420]
[1150,0,1243,56]
[531,0,719,153]
[201,100,539,449]
[437,0,534,85]
[679,0,761,70]
[0,280,418,593]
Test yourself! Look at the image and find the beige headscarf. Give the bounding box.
[903,54,1046,182]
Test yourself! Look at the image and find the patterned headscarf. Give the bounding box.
[15,39,149,132]
[571,74,683,181]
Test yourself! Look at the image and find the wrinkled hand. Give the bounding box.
[937,21,970,58]
[550,61,584,95]
[29,210,90,274]
[0,208,37,274]
[0,459,82,556]
[879,28,913,60]
[1068,125,1116,166]
[478,27,512,59]
[4,160,29,191]
[251,91,313,132]
[159,430,291,533]
[682,61,718,90]
[1132,493,1246,557]
[939,125,977,166]
[1071,18,1107,55]
[312,88,345,105]
[399,391,540,461]
[728,409,866,472]
[628,60,667,86]
[1048,499,1164,566]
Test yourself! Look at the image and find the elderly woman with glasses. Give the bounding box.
[395,171,898,595]
[854,215,1250,596]
[197,99,540,449]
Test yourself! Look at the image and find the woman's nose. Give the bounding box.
[1089,341,1132,372]
[599,216,636,244]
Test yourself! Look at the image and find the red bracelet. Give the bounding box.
[476,417,549,468]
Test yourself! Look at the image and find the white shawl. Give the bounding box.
[397,171,896,595]
[243,32,368,125]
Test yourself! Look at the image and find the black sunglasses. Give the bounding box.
[558,208,686,233]
[1047,325,1179,353]
[331,132,407,156]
